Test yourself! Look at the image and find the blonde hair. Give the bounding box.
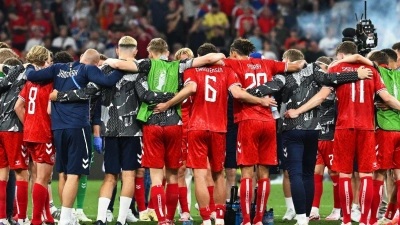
[26,45,50,67]
[118,36,137,48]
[174,48,194,60]
[282,49,304,62]
[0,48,19,64]
[147,38,168,54]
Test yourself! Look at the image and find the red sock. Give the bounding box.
[369,180,384,224]
[359,177,374,224]
[16,181,28,220]
[215,204,226,220]
[162,179,166,188]
[240,178,252,224]
[0,181,7,219]
[207,186,215,212]
[148,194,154,209]
[178,187,189,213]
[32,183,48,225]
[339,177,353,224]
[199,207,211,221]
[44,190,54,223]
[254,178,270,223]
[331,175,340,208]
[385,202,397,220]
[312,174,323,208]
[134,177,146,212]
[150,185,166,222]
[165,184,179,220]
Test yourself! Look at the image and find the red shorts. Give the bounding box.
[186,131,226,172]
[316,140,334,170]
[332,129,377,173]
[0,132,28,169]
[26,142,55,165]
[376,129,400,169]
[142,125,182,169]
[237,120,277,166]
[181,137,188,162]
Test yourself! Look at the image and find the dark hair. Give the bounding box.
[368,51,389,65]
[381,48,397,62]
[3,57,23,66]
[100,54,108,61]
[53,51,74,63]
[230,38,255,56]
[392,42,400,51]
[197,43,218,56]
[335,41,357,56]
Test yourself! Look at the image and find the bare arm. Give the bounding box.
[284,87,332,118]
[103,59,138,72]
[14,98,25,124]
[230,85,277,107]
[379,90,400,111]
[93,125,101,137]
[192,53,226,68]
[330,54,374,68]
[153,83,197,113]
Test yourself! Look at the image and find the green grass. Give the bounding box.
[45,181,354,225]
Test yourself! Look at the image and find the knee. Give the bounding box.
[104,174,118,186]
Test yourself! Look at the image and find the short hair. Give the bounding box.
[392,42,400,51]
[381,48,397,62]
[197,43,218,56]
[147,38,168,54]
[0,42,10,49]
[335,41,357,56]
[368,51,389,65]
[230,38,255,56]
[100,54,108,61]
[174,48,194,60]
[53,51,74,63]
[0,48,19,64]
[26,46,50,66]
[282,49,304,62]
[118,36,137,48]
[3,58,23,66]
[316,56,333,66]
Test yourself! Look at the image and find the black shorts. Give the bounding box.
[224,127,238,169]
[103,136,142,174]
[54,127,92,175]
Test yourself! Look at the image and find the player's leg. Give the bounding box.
[6,170,16,225]
[118,170,136,224]
[351,170,361,222]
[310,163,325,220]
[194,168,211,225]
[74,175,91,222]
[225,125,238,204]
[0,137,9,225]
[356,130,376,225]
[178,162,190,221]
[324,169,341,220]
[134,168,149,221]
[332,129,356,225]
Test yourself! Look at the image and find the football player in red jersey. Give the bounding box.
[14,46,55,225]
[328,41,400,225]
[221,38,305,225]
[153,43,276,225]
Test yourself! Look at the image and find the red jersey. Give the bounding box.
[184,66,240,132]
[181,97,192,135]
[329,63,386,130]
[223,58,286,123]
[19,81,53,143]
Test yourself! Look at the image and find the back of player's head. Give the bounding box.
[81,49,100,65]
[0,48,19,64]
[147,38,169,55]
[335,41,357,56]
[381,48,397,62]
[100,54,108,61]
[230,38,255,56]
[3,58,23,67]
[118,36,137,50]
[197,43,218,56]
[282,49,304,62]
[0,42,10,49]
[26,45,50,67]
[174,48,194,60]
[53,51,74,64]
[368,51,389,65]
[316,56,332,66]
[392,42,400,52]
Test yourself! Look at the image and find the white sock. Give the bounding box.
[60,207,72,225]
[97,197,111,223]
[0,219,7,223]
[311,206,319,214]
[76,208,83,214]
[285,197,294,209]
[296,214,307,224]
[117,196,132,224]
[202,219,212,225]
[352,203,358,210]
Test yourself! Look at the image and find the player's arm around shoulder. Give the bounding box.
[25,64,56,82]
[192,53,226,68]
[103,58,139,72]
[230,85,277,107]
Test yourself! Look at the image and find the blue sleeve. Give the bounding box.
[86,65,124,87]
[92,97,102,126]
[26,65,55,82]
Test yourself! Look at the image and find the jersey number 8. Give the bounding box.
[28,87,38,114]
